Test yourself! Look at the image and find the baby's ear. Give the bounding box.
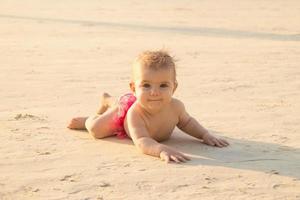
[173,80,178,93]
[130,82,135,93]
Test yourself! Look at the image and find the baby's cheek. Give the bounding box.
[136,98,145,107]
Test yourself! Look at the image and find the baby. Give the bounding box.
[68,50,229,163]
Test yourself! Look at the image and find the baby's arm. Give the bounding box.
[126,109,190,163]
[175,100,229,147]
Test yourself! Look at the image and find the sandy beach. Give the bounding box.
[1,0,300,199]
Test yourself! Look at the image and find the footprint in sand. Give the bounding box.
[14,113,46,121]
[22,186,40,193]
[98,181,111,187]
[204,177,217,184]
[272,183,296,189]
[60,174,79,182]
[36,151,51,155]
[171,184,190,192]
[278,146,295,152]
[268,170,280,175]
[37,126,50,130]
[136,181,151,190]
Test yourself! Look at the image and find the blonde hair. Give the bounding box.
[132,50,177,81]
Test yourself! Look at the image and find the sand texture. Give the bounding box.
[0,0,300,199]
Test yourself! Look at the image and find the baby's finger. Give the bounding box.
[204,139,215,146]
[215,138,227,147]
[165,156,170,163]
[175,154,191,162]
[162,155,170,163]
[221,139,230,146]
[209,140,217,146]
[176,155,187,163]
[160,152,169,163]
[179,153,191,161]
[213,139,223,147]
[219,139,229,147]
[170,155,181,163]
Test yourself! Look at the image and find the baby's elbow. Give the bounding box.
[178,117,194,131]
[133,137,148,153]
[137,147,147,155]
[135,137,158,156]
[138,146,151,156]
[135,138,145,151]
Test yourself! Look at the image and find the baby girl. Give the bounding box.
[68,50,229,163]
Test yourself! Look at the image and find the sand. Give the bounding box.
[0,0,300,199]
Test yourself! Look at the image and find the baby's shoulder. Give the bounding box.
[125,103,145,124]
[126,102,140,117]
[170,98,186,114]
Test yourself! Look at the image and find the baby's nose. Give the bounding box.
[150,87,160,96]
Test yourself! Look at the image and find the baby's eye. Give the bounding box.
[142,83,151,88]
[160,84,169,88]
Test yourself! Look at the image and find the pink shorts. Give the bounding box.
[112,93,136,139]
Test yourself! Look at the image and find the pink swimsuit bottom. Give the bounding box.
[112,93,136,139]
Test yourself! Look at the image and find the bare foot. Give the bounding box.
[67,117,88,130]
[97,92,115,114]
[68,93,115,130]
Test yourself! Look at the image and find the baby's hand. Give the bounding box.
[202,132,229,147]
[160,148,190,163]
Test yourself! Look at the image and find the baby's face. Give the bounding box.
[131,65,177,113]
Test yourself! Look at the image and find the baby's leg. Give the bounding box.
[67,117,88,130]
[85,107,118,139]
[67,92,115,130]
[96,92,116,115]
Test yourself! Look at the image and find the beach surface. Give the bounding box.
[0,0,300,199]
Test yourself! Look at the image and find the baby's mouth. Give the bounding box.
[148,99,162,102]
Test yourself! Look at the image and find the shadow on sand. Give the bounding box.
[79,127,300,180]
[1,14,300,42]
[75,128,300,179]
[162,130,300,179]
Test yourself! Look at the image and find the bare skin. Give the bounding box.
[67,93,115,130]
[68,66,229,163]
[68,48,231,163]
[124,66,229,163]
